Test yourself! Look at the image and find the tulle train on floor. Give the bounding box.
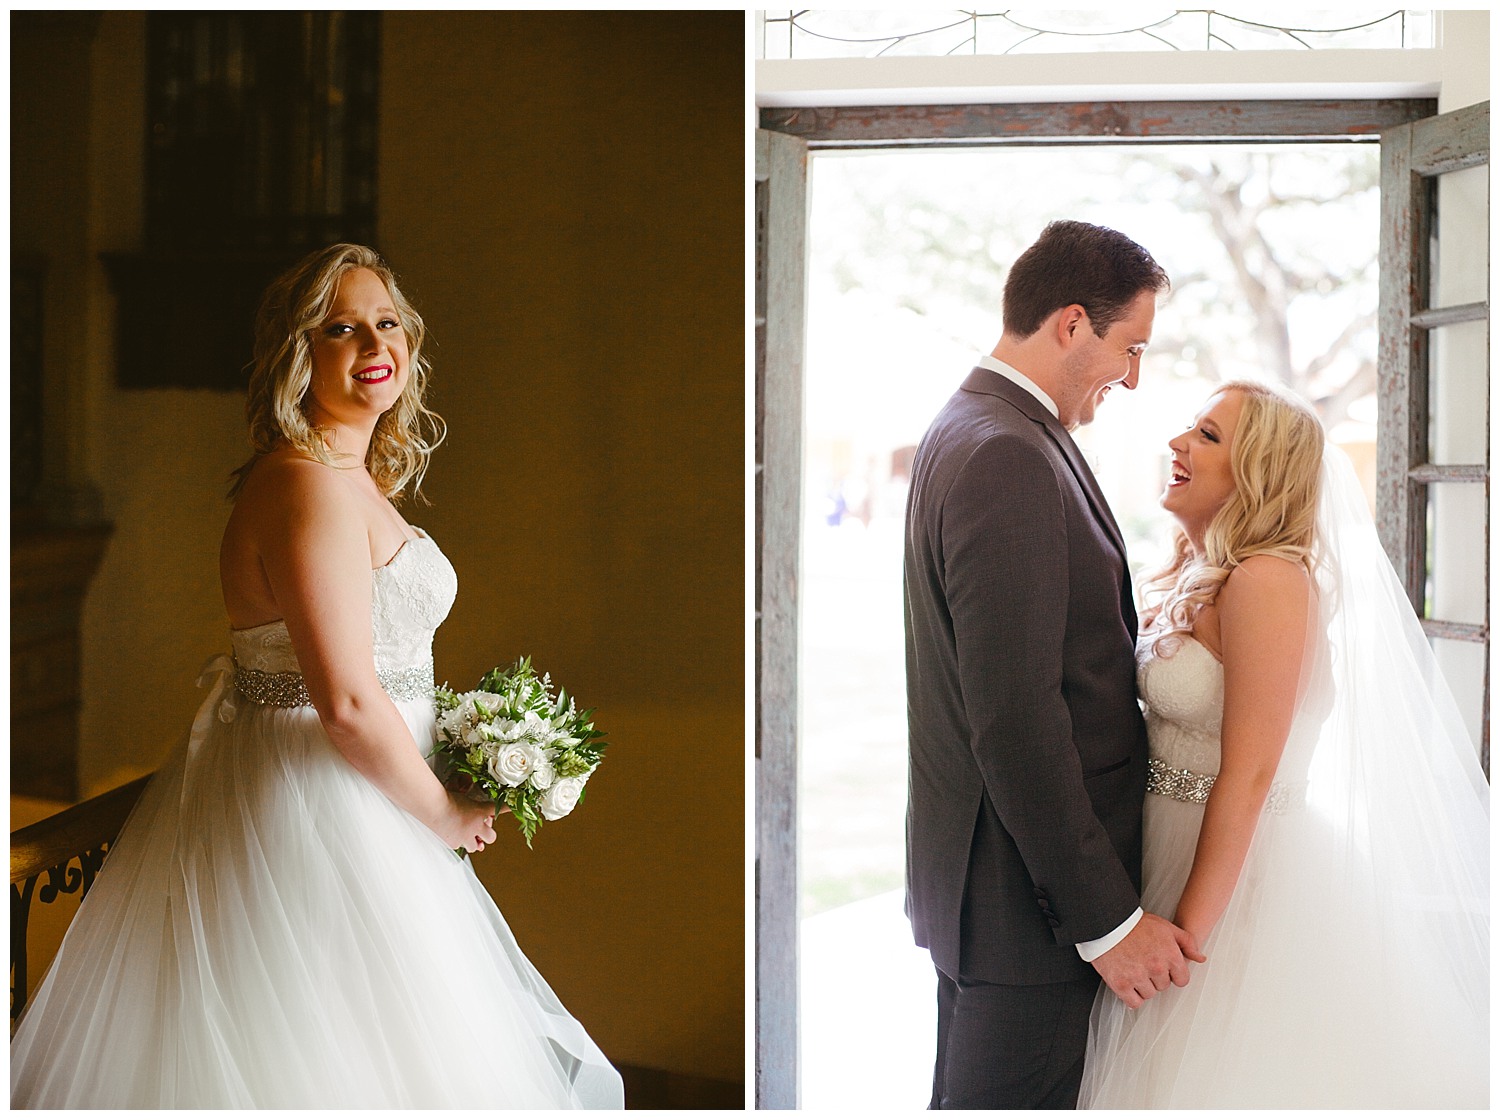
[11,678,622,1109]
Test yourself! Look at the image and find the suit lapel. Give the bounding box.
[960,367,1130,564]
[1039,421,1129,564]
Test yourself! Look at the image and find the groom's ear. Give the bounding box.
[1056,304,1088,345]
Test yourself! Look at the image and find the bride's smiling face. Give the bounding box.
[304,267,410,430]
[1163,389,1244,544]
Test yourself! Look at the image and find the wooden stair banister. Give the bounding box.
[11,773,155,1024]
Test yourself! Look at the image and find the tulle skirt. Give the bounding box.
[1079,790,1488,1108]
[11,678,623,1109]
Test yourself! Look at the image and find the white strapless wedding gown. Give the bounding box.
[1078,634,1487,1108]
[11,531,623,1109]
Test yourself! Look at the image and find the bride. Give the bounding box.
[11,244,624,1109]
[1079,379,1488,1108]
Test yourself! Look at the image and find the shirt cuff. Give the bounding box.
[1075,907,1143,962]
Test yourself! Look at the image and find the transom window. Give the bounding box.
[760,10,1436,60]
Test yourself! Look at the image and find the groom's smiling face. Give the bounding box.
[1056,289,1157,429]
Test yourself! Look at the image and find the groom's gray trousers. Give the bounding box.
[931,967,1101,1109]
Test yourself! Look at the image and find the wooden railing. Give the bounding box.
[10,773,153,1024]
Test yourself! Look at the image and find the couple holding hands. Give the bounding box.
[905,221,1488,1109]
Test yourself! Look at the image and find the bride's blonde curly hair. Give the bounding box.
[1142,379,1324,653]
[229,243,446,503]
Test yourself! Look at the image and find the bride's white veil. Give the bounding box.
[1202,443,1488,1101]
[1082,443,1489,1107]
[1296,444,1487,971]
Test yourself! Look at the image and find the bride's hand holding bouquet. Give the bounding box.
[433,656,607,847]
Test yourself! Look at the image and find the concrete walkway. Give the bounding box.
[800,889,935,1111]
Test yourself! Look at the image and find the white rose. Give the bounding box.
[488,742,534,787]
[529,752,557,791]
[538,776,585,820]
[468,690,505,716]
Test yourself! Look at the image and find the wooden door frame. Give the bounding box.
[760,98,1434,146]
[1376,99,1490,771]
[754,126,807,1111]
[753,95,1449,1110]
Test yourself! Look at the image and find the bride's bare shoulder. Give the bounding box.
[1222,554,1310,602]
[1217,554,1311,651]
[233,451,350,521]
[226,453,366,568]
[221,452,368,622]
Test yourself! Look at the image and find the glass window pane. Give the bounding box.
[1425,481,1486,626]
[1428,318,1489,465]
[790,11,974,59]
[1211,8,1429,50]
[760,11,794,61]
[762,10,1434,59]
[1430,164,1489,309]
[1431,636,1486,760]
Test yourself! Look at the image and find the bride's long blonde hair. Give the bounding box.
[228,243,445,502]
[1142,379,1324,652]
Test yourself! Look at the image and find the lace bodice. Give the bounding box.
[1138,634,1223,776]
[230,529,457,676]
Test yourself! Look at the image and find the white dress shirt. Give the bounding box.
[975,354,1058,418]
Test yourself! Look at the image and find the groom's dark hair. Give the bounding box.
[1002,220,1170,340]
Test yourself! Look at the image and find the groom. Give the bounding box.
[904,221,1202,1109]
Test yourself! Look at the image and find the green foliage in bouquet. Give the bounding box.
[433,657,608,847]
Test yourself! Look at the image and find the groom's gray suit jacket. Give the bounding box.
[904,367,1147,986]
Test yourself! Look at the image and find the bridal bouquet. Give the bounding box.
[433,657,607,846]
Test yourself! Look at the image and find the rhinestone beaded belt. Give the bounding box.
[1146,757,1298,815]
[233,658,435,707]
[1146,757,1215,804]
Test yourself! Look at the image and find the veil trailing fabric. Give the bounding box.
[1079,446,1489,1108]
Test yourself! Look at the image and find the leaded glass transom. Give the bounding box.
[760,10,1435,60]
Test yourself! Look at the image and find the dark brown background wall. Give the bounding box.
[11,10,745,1094]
